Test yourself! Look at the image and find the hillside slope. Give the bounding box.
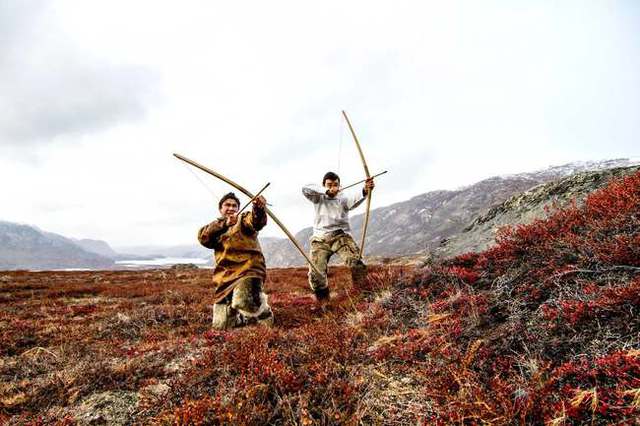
[436,164,640,258]
[264,159,640,267]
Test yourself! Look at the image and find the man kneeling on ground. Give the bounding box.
[198,192,274,329]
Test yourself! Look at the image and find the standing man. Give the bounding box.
[198,192,274,329]
[302,172,375,304]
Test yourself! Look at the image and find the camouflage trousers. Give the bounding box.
[308,231,367,294]
[212,276,274,330]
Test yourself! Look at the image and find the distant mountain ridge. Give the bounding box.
[3,158,638,270]
[71,238,119,258]
[0,224,201,270]
[0,222,114,270]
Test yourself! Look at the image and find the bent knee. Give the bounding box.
[231,278,262,312]
[231,294,261,313]
[235,293,270,318]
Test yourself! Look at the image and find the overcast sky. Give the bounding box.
[1,0,639,248]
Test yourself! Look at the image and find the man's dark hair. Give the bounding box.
[322,171,340,185]
[218,192,240,209]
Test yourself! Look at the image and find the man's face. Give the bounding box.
[219,199,239,217]
[324,179,340,197]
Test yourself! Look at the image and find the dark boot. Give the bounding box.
[351,260,367,287]
[314,286,330,301]
[314,287,330,311]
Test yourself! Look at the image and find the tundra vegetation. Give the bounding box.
[1,171,639,424]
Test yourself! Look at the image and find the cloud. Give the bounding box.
[1,1,639,249]
[0,1,159,148]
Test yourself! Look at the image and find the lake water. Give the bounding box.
[115,257,210,268]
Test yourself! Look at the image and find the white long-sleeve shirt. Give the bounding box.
[302,184,368,238]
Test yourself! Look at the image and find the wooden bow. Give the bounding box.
[341,110,372,260]
[173,153,321,275]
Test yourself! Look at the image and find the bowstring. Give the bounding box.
[178,161,220,201]
[337,112,344,175]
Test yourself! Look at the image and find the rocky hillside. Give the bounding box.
[0,222,114,270]
[264,159,640,267]
[436,164,640,258]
